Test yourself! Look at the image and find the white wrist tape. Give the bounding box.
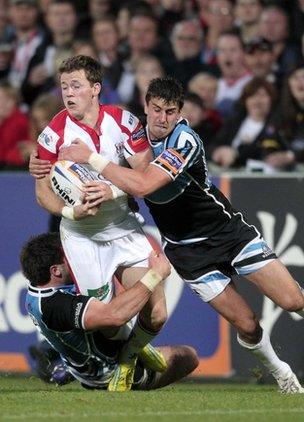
[61,206,75,220]
[140,269,162,292]
[88,152,110,173]
[109,184,126,199]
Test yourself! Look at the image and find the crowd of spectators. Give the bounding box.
[1,0,304,173]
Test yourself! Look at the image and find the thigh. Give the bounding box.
[117,230,154,270]
[60,227,115,301]
[209,283,256,325]
[245,258,303,306]
[116,266,167,321]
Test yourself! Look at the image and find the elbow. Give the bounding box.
[132,184,153,198]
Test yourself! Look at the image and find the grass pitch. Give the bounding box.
[1,376,304,422]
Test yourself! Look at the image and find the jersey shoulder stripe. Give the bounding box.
[152,122,202,179]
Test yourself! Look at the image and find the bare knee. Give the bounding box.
[235,315,261,344]
[279,292,304,312]
[141,302,167,332]
[151,305,167,330]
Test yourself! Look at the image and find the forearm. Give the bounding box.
[35,178,65,216]
[102,162,149,197]
[85,270,163,330]
[88,153,168,197]
[85,282,150,329]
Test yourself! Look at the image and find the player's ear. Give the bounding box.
[93,82,101,97]
[50,264,63,278]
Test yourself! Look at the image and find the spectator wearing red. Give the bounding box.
[0,81,30,169]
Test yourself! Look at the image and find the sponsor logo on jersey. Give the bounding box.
[74,302,83,328]
[131,127,145,142]
[262,243,273,258]
[87,283,110,300]
[38,132,52,146]
[128,115,134,125]
[156,148,185,175]
[37,126,58,153]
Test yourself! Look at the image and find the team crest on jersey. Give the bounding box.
[156,148,185,175]
[87,283,110,300]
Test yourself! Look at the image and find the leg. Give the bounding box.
[245,259,304,312]
[117,266,167,331]
[139,345,199,390]
[209,283,303,393]
[108,266,168,392]
[209,282,261,344]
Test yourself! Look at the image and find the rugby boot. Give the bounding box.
[138,343,168,373]
[108,356,137,392]
[275,370,304,394]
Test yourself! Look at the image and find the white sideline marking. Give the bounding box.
[3,408,304,419]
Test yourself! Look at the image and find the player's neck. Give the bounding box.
[78,106,100,131]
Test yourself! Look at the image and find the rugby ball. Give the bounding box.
[50,160,102,206]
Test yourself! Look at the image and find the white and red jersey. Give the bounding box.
[38,105,150,241]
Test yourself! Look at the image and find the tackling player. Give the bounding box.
[54,76,304,393]
[21,233,198,390]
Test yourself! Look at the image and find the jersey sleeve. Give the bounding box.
[151,129,202,180]
[41,291,93,331]
[37,125,61,162]
[120,109,149,158]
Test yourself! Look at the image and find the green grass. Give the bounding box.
[1,377,304,422]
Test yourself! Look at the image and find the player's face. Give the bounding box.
[145,97,181,140]
[60,70,101,121]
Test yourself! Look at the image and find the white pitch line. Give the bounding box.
[3,408,304,419]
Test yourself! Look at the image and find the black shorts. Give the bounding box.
[164,214,276,282]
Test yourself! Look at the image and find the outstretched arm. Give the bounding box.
[59,139,171,197]
[83,251,171,330]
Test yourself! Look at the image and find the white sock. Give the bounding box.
[294,282,304,318]
[237,330,291,379]
[109,321,133,340]
[296,309,304,318]
[120,318,159,363]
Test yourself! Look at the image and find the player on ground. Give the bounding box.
[33,55,167,391]
[55,76,304,394]
[21,233,198,390]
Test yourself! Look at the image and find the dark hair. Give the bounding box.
[58,55,102,86]
[278,62,304,139]
[20,233,63,287]
[184,91,205,110]
[240,77,277,108]
[218,29,245,50]
[145,76,184,110]
[49,0,76,10]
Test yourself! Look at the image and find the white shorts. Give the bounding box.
[60,226,153,301]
